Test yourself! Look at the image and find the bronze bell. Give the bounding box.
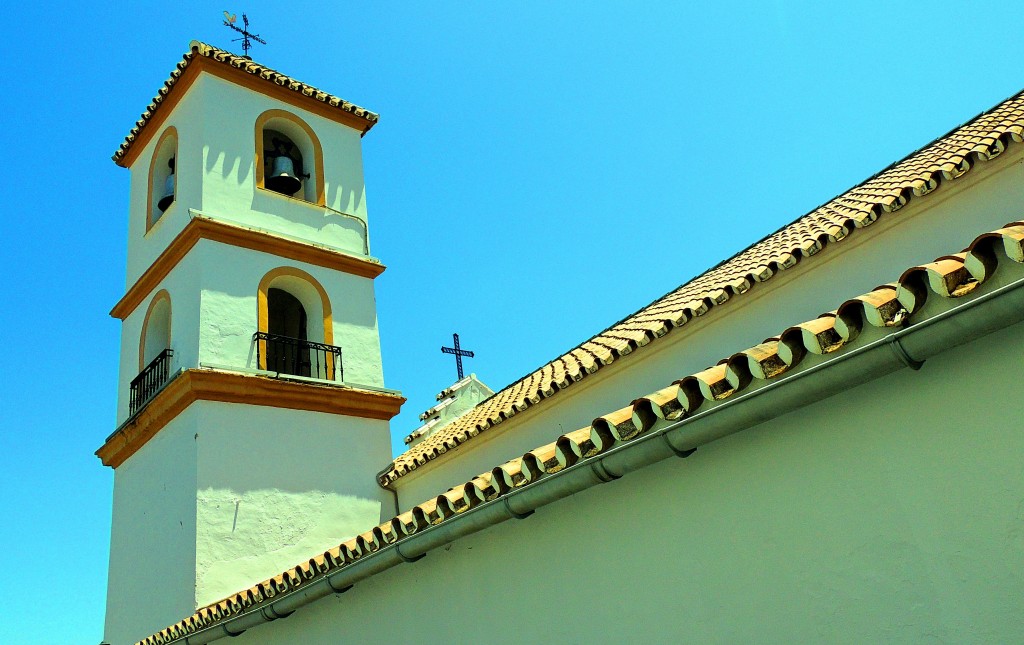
[157,158,175,212]
[266,154,302,196]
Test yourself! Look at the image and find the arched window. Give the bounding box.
[255,110,325,205]
[256,268,339,380]
[147,127,178,230]
[140,290,172,370]
[132,291,174,415]
[267,288,310,376]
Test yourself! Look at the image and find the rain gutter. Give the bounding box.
[176,267,1024,644]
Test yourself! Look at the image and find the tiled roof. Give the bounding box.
[138,220,1024,645]
[113,41,379,165]
[378,89,1024,486]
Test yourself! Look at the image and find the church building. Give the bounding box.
[99,41,1024,644]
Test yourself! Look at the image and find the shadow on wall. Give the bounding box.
[202,140,370,255]
[327,179,363,220]
[204,143,247,184]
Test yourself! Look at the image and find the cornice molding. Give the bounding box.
[97,368,405,468]
[111,215,385,320]
[117,56,376,169]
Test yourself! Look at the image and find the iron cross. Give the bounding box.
[441,333,475,380]
[223,12,267,57]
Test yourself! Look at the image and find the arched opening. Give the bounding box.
[255,110,325,205]
[256,267,340,380]
[266,288,311,376]
[147,127,178,229]
[133,291,174,415]
[140,291,172,370]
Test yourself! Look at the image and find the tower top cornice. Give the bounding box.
[113,40,379,168]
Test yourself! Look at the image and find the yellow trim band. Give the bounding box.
[110,215,385,320]
[96,368,405,468]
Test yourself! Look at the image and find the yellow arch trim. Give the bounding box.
[256,267,335,377]
[139,289,172,371]
[255,109,326,206]
[146,127,178,232]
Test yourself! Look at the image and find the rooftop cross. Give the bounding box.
[441,333,475,381]
[222,11,267,57]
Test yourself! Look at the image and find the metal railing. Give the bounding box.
[129,348,174,415]
[253,331,342,381]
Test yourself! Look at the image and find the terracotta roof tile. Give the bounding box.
[379,90,1024,486]
[141,220,1024,645]
[113,41,379,165]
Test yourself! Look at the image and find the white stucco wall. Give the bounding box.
[123,72,372,287]
[115,253,201,424]
[114,200,384,425]
[104,407,199,645]
[124,80,207,286]
[192,401,394,607]
[394,145,1024,504]
[104,401,395,645]
[230,315,1024,644]
[193,238,385,388]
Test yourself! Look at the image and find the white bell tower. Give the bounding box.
[98,41,404,645]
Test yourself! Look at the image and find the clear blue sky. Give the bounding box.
[3,2,1022,642]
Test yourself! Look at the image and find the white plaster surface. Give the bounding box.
[407,375,495,448]
[121,73,371,287]
[193,401,394,606]
[103,408,199,645]
[114,235,384,424]
[115,255,201,423]
[103,401,394,645]
[226,318,1024,644]
[194,239,385,388]
[394,145,1024,504]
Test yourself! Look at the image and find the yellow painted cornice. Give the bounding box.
[97,368,405,468]
[110,214,385,320]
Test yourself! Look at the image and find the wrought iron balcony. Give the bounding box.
[129,348,174,415]
[253,331,343,381]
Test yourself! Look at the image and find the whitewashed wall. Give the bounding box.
[104,407,199,645]
[115,253,201,423]
[231,318,1024,644]
[192,401,393,607]
[193,238,385,388]
[123,73,371,287]
[105,401,395,645]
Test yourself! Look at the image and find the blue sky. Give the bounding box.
[3,2,1023,642]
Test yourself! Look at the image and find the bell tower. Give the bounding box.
[98,42,404,645]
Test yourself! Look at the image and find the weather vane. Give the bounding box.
[223,11,266,57]
[441,333,475,381]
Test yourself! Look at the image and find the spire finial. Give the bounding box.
[223,11,266,57]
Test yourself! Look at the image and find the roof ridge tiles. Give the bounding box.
[378,86,1024,485]
[113,40,379,165]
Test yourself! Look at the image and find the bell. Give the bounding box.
[266,155,302,196]
[157,159,175,212]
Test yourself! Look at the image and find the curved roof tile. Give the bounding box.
[380,89,1024,485]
